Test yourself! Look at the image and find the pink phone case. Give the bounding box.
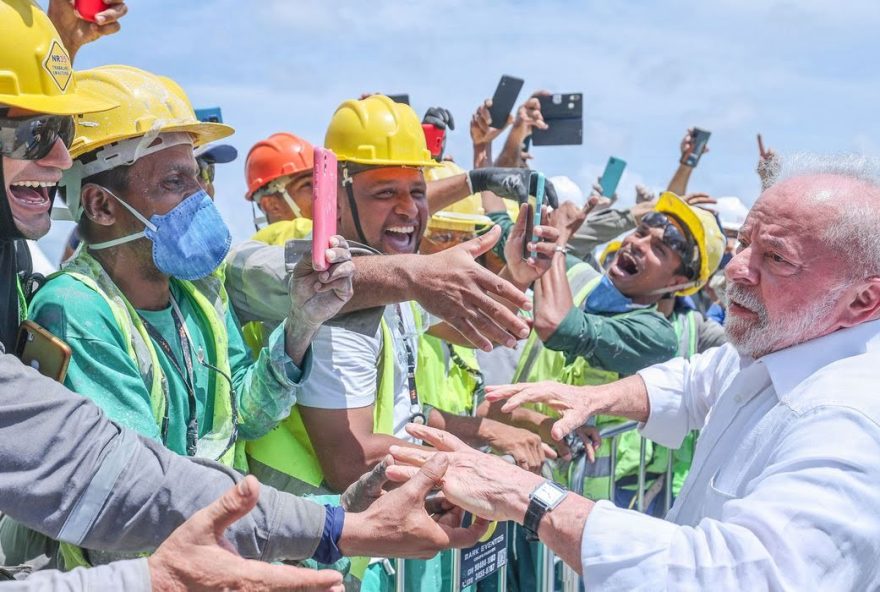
[312,147,338,271]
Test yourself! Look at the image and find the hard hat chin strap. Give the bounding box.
[341,164,369,246]
[645,280,699,297]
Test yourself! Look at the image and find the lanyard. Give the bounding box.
[139,295,199,456]
[396,305,425,425]
[445,343,486,417]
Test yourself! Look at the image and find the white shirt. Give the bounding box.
[580,320,880,591]
[297,303,426,441]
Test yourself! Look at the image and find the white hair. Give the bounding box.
[765,152,880,277]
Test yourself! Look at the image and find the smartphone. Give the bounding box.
[74,0,105,22]
[387,94,410,105]
[528,172,546,262]
[194,107,223,124]
[16,320,72,382]
[537,93,583,119]
[422,123,445,160]
[684,128,711,167]
[311,147,338,272]
[531,93,584,146]
[599,156,627,198]
[521,203,534,261]
[488,75,524,129]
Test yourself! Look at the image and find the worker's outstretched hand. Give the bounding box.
[148,475,344,592]
[288,235,355,330]
[47,0,128,64]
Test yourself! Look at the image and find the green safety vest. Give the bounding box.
[55,249,239,570]
[512,263,667,501]
[416,334,480,416]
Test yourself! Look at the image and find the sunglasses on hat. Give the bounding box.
[0,112,75,161]
[641,211,697,278]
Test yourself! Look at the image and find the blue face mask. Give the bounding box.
[584,275,651,314]
[89,189,231,280]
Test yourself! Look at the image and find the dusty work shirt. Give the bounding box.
[580,320,880,590]
[28,274,307,453]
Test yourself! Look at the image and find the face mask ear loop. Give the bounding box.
[87,186,157,251]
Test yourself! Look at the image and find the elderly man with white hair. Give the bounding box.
[389,153,880,590]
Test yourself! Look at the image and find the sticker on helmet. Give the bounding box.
[42,40,72,93]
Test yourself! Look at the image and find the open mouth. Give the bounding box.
[7,180,55,214]
[383,224,418,253]
[611,249,640,278]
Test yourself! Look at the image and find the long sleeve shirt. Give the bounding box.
[28,274,305,451]
[579,320,880,590]
[0,350,325,591]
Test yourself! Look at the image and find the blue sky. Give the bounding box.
[37,0,880,263]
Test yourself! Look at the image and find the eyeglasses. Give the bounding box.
[0,113,74,160]
[196,158,215,185]
[641,211,697,278]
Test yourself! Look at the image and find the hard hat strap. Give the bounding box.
[341,164,369,245]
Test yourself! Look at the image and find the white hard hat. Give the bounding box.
[549,176,585,209]
[713,196,749,233]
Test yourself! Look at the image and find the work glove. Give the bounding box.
[468,167,559,208]
[422,106,455,131]
[340,457,391,512]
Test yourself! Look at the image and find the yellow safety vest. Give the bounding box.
[416,334,480,416]
[56,248,238,570]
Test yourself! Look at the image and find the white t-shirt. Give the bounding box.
[297,303,428,441]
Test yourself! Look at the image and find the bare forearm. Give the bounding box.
[427,175,472,214]
[473,143,492,169]
[495,126,528,168]
[322,434,418,492]
[593,375,651,423]
[481,400,545,433]
[342,255,417,313]
[428,409,493,449]
[667,163,693,195]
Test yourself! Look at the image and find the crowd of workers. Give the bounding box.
[2,1,880,591]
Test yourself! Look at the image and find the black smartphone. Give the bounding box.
[521,203,534,260]
[488,75,524,129]
[684,128,711,167]
[387,94,410,105]
[531,118,583,146]
[537,93,582,119]
[531,93,584,146]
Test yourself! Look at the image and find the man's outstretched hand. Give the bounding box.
[148,475,343,592]
[338,455,488,559]
[412,225,532,350]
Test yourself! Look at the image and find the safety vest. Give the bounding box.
[55,248,239,570]
[242,219,313,355]
[416,334,481,416]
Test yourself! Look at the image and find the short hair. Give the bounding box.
[769,152,880,277]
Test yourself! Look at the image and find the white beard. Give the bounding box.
[725,281,844,358]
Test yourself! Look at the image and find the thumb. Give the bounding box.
[202,475,261,542]
[401,454,450,500]
[552,413,588,442]
[461,224,500,258]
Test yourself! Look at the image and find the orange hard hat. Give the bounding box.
[244,132,314,201]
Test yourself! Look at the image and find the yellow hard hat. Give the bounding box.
[69,65,234,159]
[599,240,622,267]
[324,95,438,168]
[0,0,115,114]
[425,161,490,232]
[655,191,726,296]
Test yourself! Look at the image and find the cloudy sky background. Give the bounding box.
[36,0,880,263]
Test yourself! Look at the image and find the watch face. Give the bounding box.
[533,482,566,506]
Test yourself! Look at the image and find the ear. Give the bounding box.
[80,184,117,227]
[663,271,692,292]
[838,278,880,328]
